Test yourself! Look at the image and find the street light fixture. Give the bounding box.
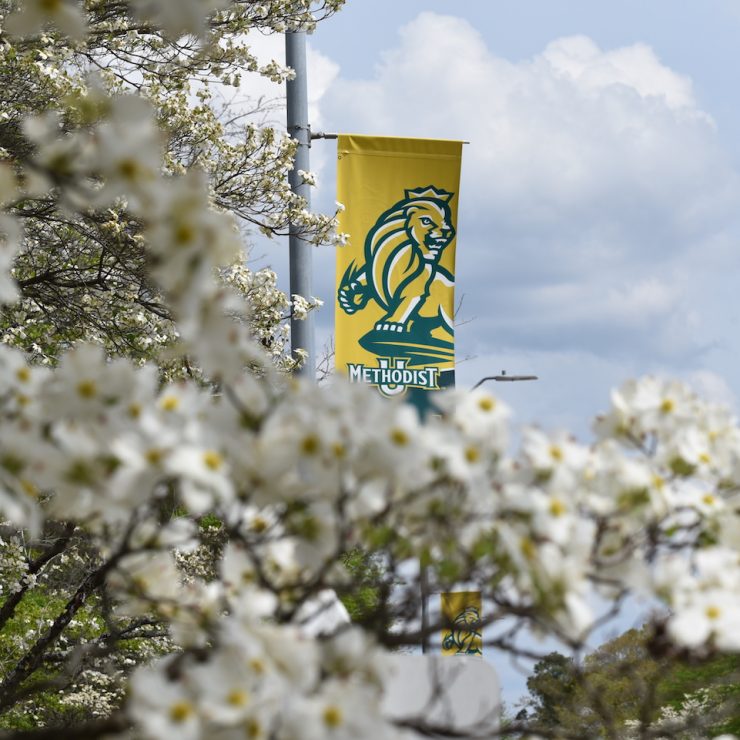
[473,370,538,388]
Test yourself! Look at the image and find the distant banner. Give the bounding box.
[441,591,482,656]
[335,135,463,414]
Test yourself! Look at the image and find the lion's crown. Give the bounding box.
[403,186,453,203]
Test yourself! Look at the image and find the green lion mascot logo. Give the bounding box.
[442,606,482,656]
[338,186,456,342]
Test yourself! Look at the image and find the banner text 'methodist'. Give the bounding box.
[347,359,440,395]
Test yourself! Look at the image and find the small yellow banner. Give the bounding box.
[441,591,482,656]
[335,135,463,414]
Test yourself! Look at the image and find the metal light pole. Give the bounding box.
[420,370,539,654]
[285,30,315,379]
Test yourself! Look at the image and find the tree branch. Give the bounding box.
[0,523,76,632]
[0,538,130,713]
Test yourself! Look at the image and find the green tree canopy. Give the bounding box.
[524,626,740,737]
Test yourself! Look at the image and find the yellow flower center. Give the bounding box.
[20,479,39,498]
[249,658,265,675]
[323,705,343,728]
[699,452,711,465]
[251,516,268,533]
[15,367,30,383]
[660,398,675,414]
[160,395,180,412]
[478,397,495,412]
[706,605,721,620]
[77,379,97,399]
[128,402,142,419]
[520,537,536,560]
[549,445,563,462]
[145,448,163,466]
[117,159,139,180]
[702,493,716,506]
[331,442,346,459]
[465,446,480,463]
[549,499,566,517]
[390,428,409,446]
[169,701,194,723]
[174,223,196,246]
[301,435,319,455]
[227,689,249,707]
[245,718,262,739]
[203,450,223,471]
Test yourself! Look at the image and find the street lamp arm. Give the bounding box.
[473,373,538,389]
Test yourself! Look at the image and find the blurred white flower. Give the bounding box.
[5,0,87,40]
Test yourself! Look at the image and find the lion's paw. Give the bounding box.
[338,283,368,315]
[375,321,406,333]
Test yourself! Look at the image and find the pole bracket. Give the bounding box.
[288,123,312,147]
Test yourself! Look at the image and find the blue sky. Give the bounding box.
[242,1,740,704]
[246,0,740,436]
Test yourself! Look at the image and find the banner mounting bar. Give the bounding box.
[311,132,470,144]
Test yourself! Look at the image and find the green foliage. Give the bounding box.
[340,549,393,632]
[523,626,740,737]
[0,589,103,729]
[0,528,173,729]
[526,651,578,729]
[659,653,740,736]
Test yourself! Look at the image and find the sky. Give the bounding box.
[244,0,740,440]
[240,0,740,705]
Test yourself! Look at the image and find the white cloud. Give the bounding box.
[211,33,340,128]
[686,370,737,410]
[237,33,339,188]
[603,278,680,322]
[322,13,731,228]
[315,12,740,364]
[539,36,697,110]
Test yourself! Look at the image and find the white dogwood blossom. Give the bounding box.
[2,2,740,738]
[5,0,87,40]
[129,0,231,39]
[5,125,740,730]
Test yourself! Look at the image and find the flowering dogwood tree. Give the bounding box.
[0,0,330,369]
[1,2,740,739]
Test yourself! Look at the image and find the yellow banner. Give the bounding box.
[441,591,482,656]
[335,135,463,414]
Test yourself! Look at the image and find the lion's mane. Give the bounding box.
[365,187,454,311]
